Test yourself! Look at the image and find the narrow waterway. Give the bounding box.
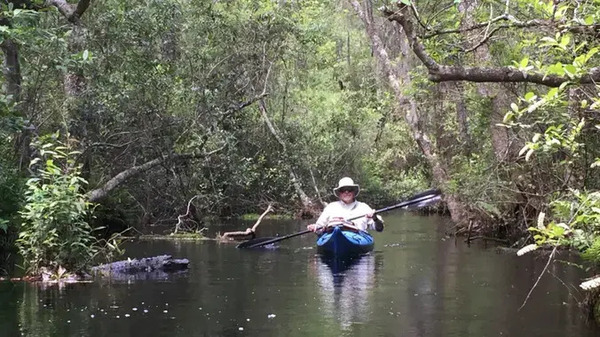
[0,213,598,336]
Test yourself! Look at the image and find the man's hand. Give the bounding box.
[374,215,384,232]
[367,212,384,232]
[307,224,320,232]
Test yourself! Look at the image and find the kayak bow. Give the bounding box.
[316,226,374,256]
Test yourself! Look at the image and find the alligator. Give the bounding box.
[91,255,189,279]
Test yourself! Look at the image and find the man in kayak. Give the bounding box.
[307,177,384,233]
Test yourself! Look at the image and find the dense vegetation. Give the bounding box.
[0,0,599,320]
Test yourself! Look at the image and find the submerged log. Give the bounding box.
[91,255,189,276]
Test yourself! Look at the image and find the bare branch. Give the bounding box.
[87,146,225,202]
[220,204,273,241]
[518,246,557,311]
[88,141,135,149]
[45,0,75,19]
[222,92,268,117]
[383,8,440,72]
[45,0,91,23]
[464,26,503,53]
[174,195,201,234]
[251,203,273,232]
[74,0,91,18]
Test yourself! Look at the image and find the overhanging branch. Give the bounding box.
[383,6,600,87]
[87,146,225,202]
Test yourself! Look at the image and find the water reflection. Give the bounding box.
[1,215,599,337]
[311,254,380,330]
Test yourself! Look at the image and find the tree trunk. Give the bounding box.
[453,82,473,153]
[1,39,21,103]
[458,0,514,163]
[257,99,315,214]
[350,0,471,225]
[1,38,31,168]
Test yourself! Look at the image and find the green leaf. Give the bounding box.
[547,63,565,75]
[524,92,535,101]
[519,57,529,69]
[559,35,570,48]
[586,48,599,62]
[564,64,577,77]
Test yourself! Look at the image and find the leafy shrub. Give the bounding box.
[17,134,97,275]
[529,190,600,264]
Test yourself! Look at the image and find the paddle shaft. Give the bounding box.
[238,189,441,249]
[360,189,441,217]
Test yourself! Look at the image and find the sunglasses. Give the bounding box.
[338,187,356,193]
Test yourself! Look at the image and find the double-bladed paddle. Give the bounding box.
[236,188,442,249]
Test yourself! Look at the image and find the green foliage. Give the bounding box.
[0,146,22,234]
[0,113,23,237]
[530,190,600,263]
[4,0,428,227]
[17,134,98,275]
[495,0,600,265]
[582,238,600,264]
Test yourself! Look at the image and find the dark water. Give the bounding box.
[0,213,598,337]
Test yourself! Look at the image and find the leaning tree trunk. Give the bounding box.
[257,99,316,216]
[350,0,471,225]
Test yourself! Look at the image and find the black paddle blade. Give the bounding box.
[410,188,441,200]
[236,237,277,249]
[403,194,442,209]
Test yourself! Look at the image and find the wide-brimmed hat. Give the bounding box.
[333,177,360,197]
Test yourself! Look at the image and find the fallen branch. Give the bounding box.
[174,195,202,234]
[219,204,274,241]
[465,235,510,244]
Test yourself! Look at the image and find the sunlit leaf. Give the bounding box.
[525,148,534,161]
[510,102,519,112]
[537,212,545,229]
[524,92,535,101]
[564,64,577,76]
[519,144,529,157]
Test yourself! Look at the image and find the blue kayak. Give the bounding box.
[316,226,374,256]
